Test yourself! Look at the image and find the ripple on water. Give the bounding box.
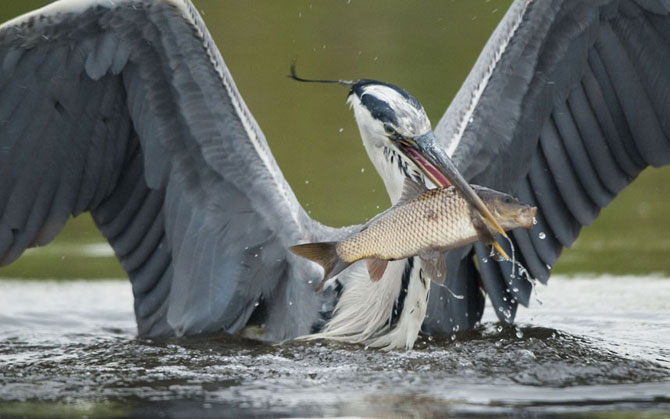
[0,277,669,417]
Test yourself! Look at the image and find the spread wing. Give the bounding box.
[0,0,324,339]
[425,0,670,333]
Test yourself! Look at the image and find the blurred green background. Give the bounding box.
[0,0,668,279]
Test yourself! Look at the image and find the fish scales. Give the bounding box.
[289,183,536,290]
[336,187,478,262]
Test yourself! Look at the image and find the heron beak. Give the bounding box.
[397,132,510,258]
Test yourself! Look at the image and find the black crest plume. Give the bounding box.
[288,60,356,87]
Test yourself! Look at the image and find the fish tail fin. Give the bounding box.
[289,242,351,291]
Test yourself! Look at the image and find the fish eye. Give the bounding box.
[384,124,397,135]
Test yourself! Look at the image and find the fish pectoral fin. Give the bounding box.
[367,258,389,282]
[420,254,447,285]
[397,178,428,205]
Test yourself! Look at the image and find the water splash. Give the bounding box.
[435,282,465,300]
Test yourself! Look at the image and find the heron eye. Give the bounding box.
[384,124,396,135]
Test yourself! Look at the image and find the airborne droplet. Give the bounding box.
[538,232,546,240]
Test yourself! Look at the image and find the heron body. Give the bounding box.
[1,0,670,350]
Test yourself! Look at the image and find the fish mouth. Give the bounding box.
[517,206,538,229]
[395,131,509,242]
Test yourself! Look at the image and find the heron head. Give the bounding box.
[346,80,457,200]
[346,81,431,149]
[289,64,450,197]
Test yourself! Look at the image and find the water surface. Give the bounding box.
[1,276,668,417]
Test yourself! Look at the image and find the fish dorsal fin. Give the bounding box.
[397,178,428,205]
[420,254,447,285]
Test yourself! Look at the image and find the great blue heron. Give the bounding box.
[1,0,669,350]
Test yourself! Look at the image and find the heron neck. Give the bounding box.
[360,135,423,204]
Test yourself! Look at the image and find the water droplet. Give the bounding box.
[513,288,519,293]
[532,217,538,225]
[515,328,524,339]
[254,254,258,258]
[546,264,552,270]
[538,232,546,240]
[376,205,380,209]
[254,302,260,307]
[496,325,503,333]
[360,167,365,172]
[428,336,433,342]
[450,334,456,341]
[305,180,310,184]
[339,127,344,133]
[454,324,460,332]
[373,56,379,61]
[289,301,293,306]
[482,258,488,264]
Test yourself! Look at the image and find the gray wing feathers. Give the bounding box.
[0,0,317,339]
[430,0,670,331]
